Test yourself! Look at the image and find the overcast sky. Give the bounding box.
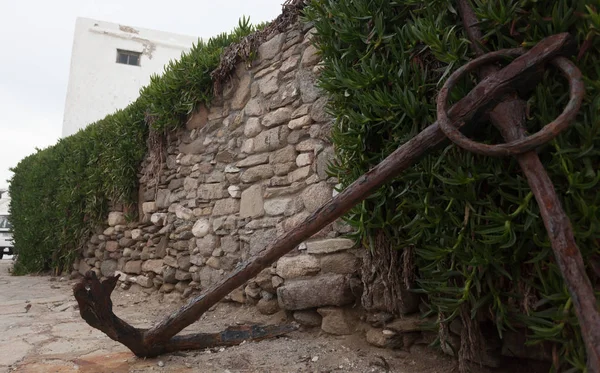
[0,0,286,191]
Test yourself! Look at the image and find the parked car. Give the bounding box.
[0,214,13,259]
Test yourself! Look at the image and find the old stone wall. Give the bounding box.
[73,21,548,365]
[74,22,364,331]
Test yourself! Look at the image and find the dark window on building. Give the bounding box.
[116,49,141,66]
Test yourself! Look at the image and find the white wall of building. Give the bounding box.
[61,17,200,138]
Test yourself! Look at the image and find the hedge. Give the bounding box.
[8,17,260,275]
[305,0,599,370]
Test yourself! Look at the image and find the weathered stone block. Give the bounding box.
[301,44,320,67]
[244,98,265,117]
[296,153,314,167]
[136,275,154,288]
[262,107,292,128]
[231,73,251,110]
[301,182,331,212]
[249,229,277,255]
[213,199,240,216]
[297,69,320,103]
[141,259,164,275]
[269,145,297,164]
[317,307,357,335]
[156,189,171,209]
[258,71,280,96]
[306,238,355,254]
[254,127,288,153]
[288,115,312,130]
[221,236,239,254]
[277,274,355,310]
[319,252,359,274]
[197,183,224,200]
[311,96,330,123]
[276,255,320,279]
[236,154,269,168]
[108,212,125,227]
[124,260,142,275]
[240,165,274,183]
[177,255,191,271]
[106,241,119,252]
[264,198,294,216]
[183,177,198,192]
[175,269,192,281]
[293,310,322,327]
[186,104,208,130]
[240,184,264,218]
[244,117,262,137]
[288,166,311,182]
[100,260,118,277]
[258,33,285,60]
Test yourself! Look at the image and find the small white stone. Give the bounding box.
[228,185,242,198]
[225,165,241,173]
[157,360,165,367]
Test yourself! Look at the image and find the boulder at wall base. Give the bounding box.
[277,274,355,310]
[317,307,357,335]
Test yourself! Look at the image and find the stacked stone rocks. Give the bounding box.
[74,23,364,331]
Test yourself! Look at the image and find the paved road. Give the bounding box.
[0,260,130,373]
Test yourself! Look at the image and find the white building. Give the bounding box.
[61,17,200,138]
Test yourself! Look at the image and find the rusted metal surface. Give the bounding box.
[446,1,600,371]
[437,53,585,157]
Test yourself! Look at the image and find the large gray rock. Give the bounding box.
[258,33,285,60]
[221,236,239,254]
[177,255,191,271]
[100,260,118,277]
[136,275,154,288]
[288,166,311,182]
[124,260,142,275]
[192,218,210,238]
[258,71,280,96]
[297,70,320,103]
[107,212,125,227]
[310,96,330,123]
[249,229,277,255]
[254,127,288,153]
[301,44,320,67]
[262,107,292,128]
[231,73,251,110]
[317,307,357,335]
[163,266,177,284]
[141,259,164,274]
[269,145,297,164]
[197,184,224,200]
[240,165,274,183]
[317,146,335,180]
[240,184,265,218]
[277,274,355,310]
[264,198,298,216]
[236,154,270,168]
[319,252,359,274]
[301,182,331,212]
[212,199,240,216]
[244,117,262,137]
[180,137,205,154]
[276,255,320,279]
[293,310,322,327]
[244,98,266,117]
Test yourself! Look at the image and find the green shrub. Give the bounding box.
[9,17,262,275]
[305,0,599,370]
